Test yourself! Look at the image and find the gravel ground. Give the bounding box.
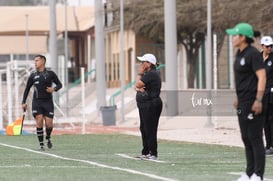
[121,110,244,148]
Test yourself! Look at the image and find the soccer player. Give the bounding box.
[21,55,62,151]
[260,36,273,155]
[226,23,266,181]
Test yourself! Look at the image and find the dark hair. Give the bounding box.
[254,30,261,37]
[35,54,46,62]
[244,30,261,44]
[150,64,157,69]
[245,37,254,44]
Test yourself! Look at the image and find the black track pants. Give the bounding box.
[137,98,162,157]
[263,93,273,148]
[237,103,265,178]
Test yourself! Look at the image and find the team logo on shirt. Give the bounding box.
[240,58,245,66]
[247,113,254,120]
[268,60,272,66]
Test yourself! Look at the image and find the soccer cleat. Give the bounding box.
[250,173,262,181]
[47,139,53,149]
[236,173,250,181]
[39,146,45,151]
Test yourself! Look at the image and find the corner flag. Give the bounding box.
[6,111,26,136]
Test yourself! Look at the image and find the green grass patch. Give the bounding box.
[0,134,272,181]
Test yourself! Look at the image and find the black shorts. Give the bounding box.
[32,99,54,118]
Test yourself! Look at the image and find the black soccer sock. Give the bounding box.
[36,127,44,146]
[46,127,53,140]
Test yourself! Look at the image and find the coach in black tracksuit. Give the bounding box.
[226,23,266,180]
[260,36,273,155]
[22,55,62,151]
[135,53,162,160]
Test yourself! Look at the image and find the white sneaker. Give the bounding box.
[236,173,250,181]
[146,155,157,160]
[135,154,147,159]
[250,173,262,181]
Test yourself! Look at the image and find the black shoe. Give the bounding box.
[265,147,273,155]
[39,146,45,151]
[47,139,53,149]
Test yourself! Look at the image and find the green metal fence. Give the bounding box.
[59,68,96,97]
[59,65,165,106]
[109,64,165,106]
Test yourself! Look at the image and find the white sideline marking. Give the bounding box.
[116,153,167,163]
[0,165,91,168]
[228,172,273,181]
[0,143,177,181]
[116,153,139,160]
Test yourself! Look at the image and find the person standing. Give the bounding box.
[21,55,62,151]
[226,23,266,181]
[260,36,273,155]
[135,53,162,160]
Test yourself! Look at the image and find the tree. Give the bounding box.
[176,0,206,88]
[242,0,273,33]
[0,0,42,5]
[0,0,63,6]
[122,0,265,88]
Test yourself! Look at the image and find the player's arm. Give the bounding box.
[255,68,266,101]
[136,76,145,88]
[52,72,62,92]
[46,72,63,93]
[135,63,146,92]
[21,75,34,110]
[251,68,266,115]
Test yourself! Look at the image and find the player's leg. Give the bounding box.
[139,101,158,159]
[45,116,53,149]
[266,104,273,155]
[248,114,265,180]
[44,99,54,149]
[263,96,271,150]
[146,98,162,160]
[32,100,45,150]
[137,103,149,157]
[35,114,45,150]
[237,106,254,179]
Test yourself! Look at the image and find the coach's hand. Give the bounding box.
[251,100,262,115]
[233,99,238,109]
[46,87,55,93]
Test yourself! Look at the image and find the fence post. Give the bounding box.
[81,67,86,134]
[14,61,20,119]
[6,63,13,124]
[0,73,3,129]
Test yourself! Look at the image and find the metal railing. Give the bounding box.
[59,68,96,97]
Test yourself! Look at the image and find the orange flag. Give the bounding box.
[6,111,25,136]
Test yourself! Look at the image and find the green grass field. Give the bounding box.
[0,134,272,181]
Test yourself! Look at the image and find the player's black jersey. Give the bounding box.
[234,45,264,104]
[263,52,273,93]
[22,69,62,103]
